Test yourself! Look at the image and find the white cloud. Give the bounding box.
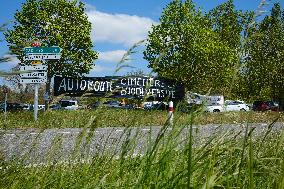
[0,54,20,71]
[98,50,127,63]
[90,64,113,74]
[86,8,157,47]
[2,54,20,65]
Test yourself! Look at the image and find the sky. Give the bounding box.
[0,0,283,80]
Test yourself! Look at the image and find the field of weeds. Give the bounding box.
[1,109,284,188]
[0,108,283,129]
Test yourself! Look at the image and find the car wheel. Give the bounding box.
[213,109,220,113]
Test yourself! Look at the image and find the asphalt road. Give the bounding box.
[1,122,283,164]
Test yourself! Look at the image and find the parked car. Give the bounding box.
[103,100,122,108]
[205,104,224,113]
[143,101,168,111]
[50,104,62,110]
[28,104,45,111]
[22,104,31,110]
[252,100,279,111]
[224,100,250,111]
[89,100,136,109]
[59,100,79,110]
[38,105,45,111]
[0,102,24,112]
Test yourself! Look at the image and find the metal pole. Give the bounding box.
[4,92,7,121]
[34,83,39,121]
[168,101,174,125]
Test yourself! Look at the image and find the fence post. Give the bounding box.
[168,101,174,125]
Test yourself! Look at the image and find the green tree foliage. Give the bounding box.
[243,3,284,107]
[5,0,98,77]
[206,0,245,50]
[206,0,255,99]
[143,0,238,94]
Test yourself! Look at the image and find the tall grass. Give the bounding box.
[0,109,283,129]
[1,1,283,188]
[1,109,283,188]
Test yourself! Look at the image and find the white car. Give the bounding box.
[205,104,224,112]
[224,100,250,111]
[205,100,250,112]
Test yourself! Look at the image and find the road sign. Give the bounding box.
[24,46,61,54]
[20,71,47,78]
[20,78,47,84]
[32,61,42,65]
[24,53,61,60]
[20,65,47,84]
[31,42,41,47]
[20,65,47,71]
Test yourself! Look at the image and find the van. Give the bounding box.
[187,92,224,106]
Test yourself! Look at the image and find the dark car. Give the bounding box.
[50,104,62,110]
[89,101,136,110]
[252,100,279,111]
[144,102,169,111]
[0,102,24,112]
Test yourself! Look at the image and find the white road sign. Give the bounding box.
[20,78,47,84]
[20,65,48,84]
[20,65,47,71]
[20,71,47,78]
[24,53,61,60]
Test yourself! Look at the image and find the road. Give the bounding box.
[0,122,283,164]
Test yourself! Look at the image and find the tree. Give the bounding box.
[206,0,250,50]
[206,0,254,98]
[243,3,284,109]
[5,0,98,107]
[143,0,238,94]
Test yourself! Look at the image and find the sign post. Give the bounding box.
[3,86,8,122]
[168,101,174,125]
[21,44,61,121]
[34,83,39,121]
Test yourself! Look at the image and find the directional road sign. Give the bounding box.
[20,71,47,78]
[24,46,61,54]
[32,61,42,65]
[24,53,61,60]
[20,65,47,84]
[20,65,47,71]
[20,78,47,84]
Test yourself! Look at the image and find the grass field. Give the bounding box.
[0,108,283,129]
[1,109,284,188]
